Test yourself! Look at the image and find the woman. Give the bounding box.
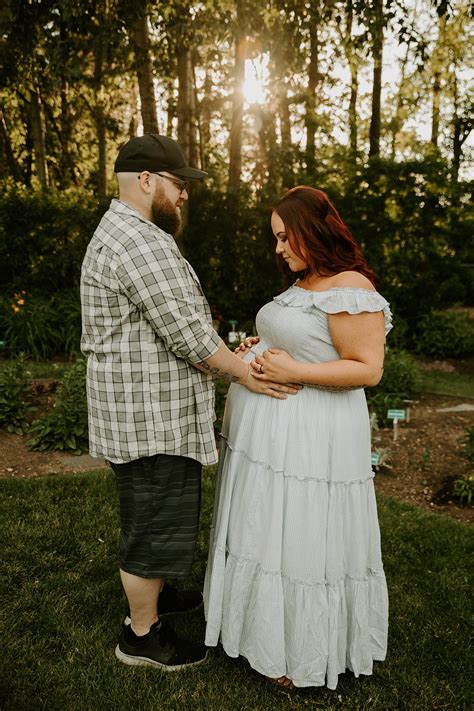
[204,186,391,690]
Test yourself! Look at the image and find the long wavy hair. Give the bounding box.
[272,186,377,285]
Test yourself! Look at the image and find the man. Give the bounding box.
[80,133,297,671]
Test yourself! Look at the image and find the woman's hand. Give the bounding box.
[234,335,260,359]
[241,362,302,399]
[250,348,301,384]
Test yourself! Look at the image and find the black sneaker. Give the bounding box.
[124,584,203,624]
[115,619,208,670]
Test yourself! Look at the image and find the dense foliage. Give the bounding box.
[27,358,88,453]
[0,354,35,433]
[366,349,422,425]
[0,154,472,358]
[416,309,474,357]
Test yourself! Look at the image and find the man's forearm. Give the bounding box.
[196,342,249,383]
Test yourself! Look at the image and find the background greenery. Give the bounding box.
[0,1,473,358]
[0,155,473,359]
[1,468,472,711]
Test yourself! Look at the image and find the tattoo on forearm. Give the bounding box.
[301,382,364,391]
[197,362,243,383]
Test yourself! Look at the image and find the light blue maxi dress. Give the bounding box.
[203,286,393,689]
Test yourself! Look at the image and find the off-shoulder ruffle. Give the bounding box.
[274,286,393,335]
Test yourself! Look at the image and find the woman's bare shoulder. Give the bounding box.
[330,271,376,291]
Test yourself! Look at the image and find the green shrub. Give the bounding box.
[386,314,410,351]
[0,289,81,359]
[28,358,88,453]
[452,475,474,505]
[367,349,421,425]
[415,309,474,358]
[0,189,106,295]
[466,425,474,463]
[0,354,35,433]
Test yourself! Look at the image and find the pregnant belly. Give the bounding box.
[221,383,371,482]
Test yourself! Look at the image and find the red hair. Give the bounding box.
[272,186,377,285]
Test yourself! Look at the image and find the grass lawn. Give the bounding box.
[418,370,474,399]
[2,468,472,711]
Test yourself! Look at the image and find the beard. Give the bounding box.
[151,186,182,237]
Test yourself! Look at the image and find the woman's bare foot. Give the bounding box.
[266,675,294,690]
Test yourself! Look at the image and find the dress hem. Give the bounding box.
[204,642,387,690]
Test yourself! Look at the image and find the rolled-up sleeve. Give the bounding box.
[115,234,221,364]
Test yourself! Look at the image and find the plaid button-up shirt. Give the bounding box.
[80,199,221,465]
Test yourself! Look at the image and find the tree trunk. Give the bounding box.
[177,46,198,164]
[336,0,360,159]
[60,74,70,188]
[369,0,384,158]
[199,58,213,171]
[431,71,441,147]
[227,30,246,195]
[129,82,139,138]
[30,90,49,191]
[129,10,159,134]
[430,15,447,149]
[0,106,23,182]
[304,18,320,174]
[59,20,73,188]
[345,0,358,157]
[94,36,107,199]
[451,70,470,185]
[390,48,409,158]
[278,88,293,188]
[255,106,277,194]
[189,55,199,167]
[349,66,359,156]
[165,76,176,137]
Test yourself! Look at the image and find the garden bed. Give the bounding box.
[373,392,473,524]
[0,390,472,523]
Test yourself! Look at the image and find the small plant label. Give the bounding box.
[387,409,406,421]
[371,452,380,466]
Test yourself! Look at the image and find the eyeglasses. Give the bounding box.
[155,172,189,195]
[138,172,189,195]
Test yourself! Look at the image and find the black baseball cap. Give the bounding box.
[114,133,207,179]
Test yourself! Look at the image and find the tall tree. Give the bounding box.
[304,3,322,173]
[336,0,363,158]
[94,33,108,198]
[368,0,384,157]
[451,69,473,184]
[430,13,447,147]
[177,46,198,165]
[30,89,49,191]
[128,3,159,133]
[227,2,247,195]
[389,45,410,158]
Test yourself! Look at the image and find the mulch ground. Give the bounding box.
[373,393,473,524]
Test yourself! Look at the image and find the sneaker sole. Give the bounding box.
[115,645,208,671]
[123,598,203,626]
